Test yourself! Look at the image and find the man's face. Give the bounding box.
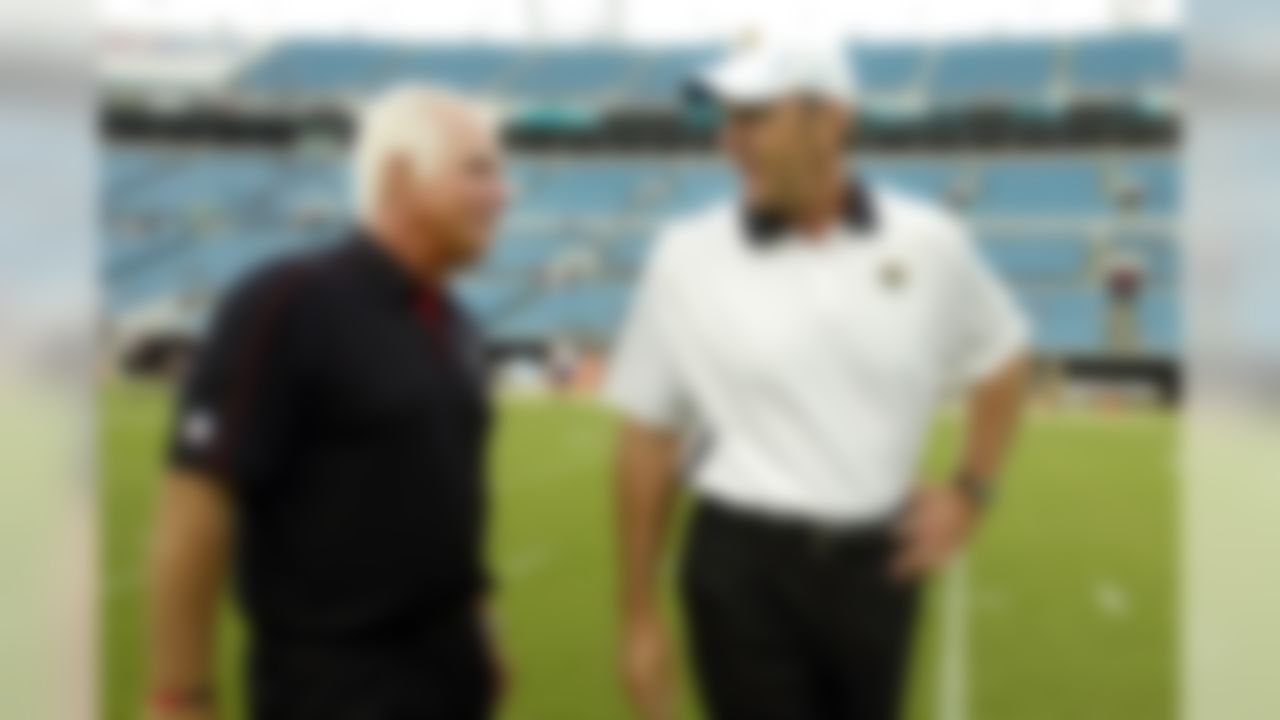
[719,96,850,209]
[397,111,509,268]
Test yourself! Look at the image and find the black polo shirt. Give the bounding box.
[169,231,492,645]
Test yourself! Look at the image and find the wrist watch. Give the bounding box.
[952,469,995,510]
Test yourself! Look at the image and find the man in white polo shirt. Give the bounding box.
[607,39,1030,720]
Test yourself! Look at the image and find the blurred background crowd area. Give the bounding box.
[101,28,1180,404]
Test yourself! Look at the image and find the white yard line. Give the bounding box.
[937,553,970,720]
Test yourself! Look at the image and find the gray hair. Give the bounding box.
[352,85,500,219]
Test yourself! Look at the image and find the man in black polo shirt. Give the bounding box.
[146,86,509,720]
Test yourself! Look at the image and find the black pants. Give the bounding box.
[681,501,922,720]
[248,610,495,720]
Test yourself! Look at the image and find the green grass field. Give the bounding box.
[102,381,1175,719]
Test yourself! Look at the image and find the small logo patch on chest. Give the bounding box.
[879,258,909,292]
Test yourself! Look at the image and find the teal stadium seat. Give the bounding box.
[1070,34,1180,96]
[930,41,1055,106]
[851,45,923,96]
[508,46,639,101]
[1024,288,1107,354]
[393,46,518,92]
[237,40,394,94]
[981,234,1090,283]
[974,158,1110,216]
[629,46,719,101]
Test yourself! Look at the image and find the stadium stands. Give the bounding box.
[1111,230,1179,285]
[602,227,657,270]
[482,225,579,274]
[860,159,964,206]
[271,155,350,220]
[454,276,524,319]
[229,34,1179,112]
[1023,288,1109,353]
[103,144,1180,356]
[979,232,1091,283]
[973,157,1111,216]
[110,151,283,219]
[930,41,1058,106]
[655,162,735,215]
[1120,155,1178,213]
[584,46,717,102]
[1069,33,1180,97]
[516,159,653,215]
[393,46,519,93]
[106,33,1183,359]
[237,39,396,95]
[1137,288,1180,354]
[492,280,631,341]
[852,45,924,98]
[507,46,639,102]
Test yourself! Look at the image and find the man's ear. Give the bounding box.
[380,152,415,212]
[842,106,857,147]
[812,102,848,157]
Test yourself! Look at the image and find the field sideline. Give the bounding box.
[102,381,1175,719]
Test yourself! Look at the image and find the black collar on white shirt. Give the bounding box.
[742,179,877,246]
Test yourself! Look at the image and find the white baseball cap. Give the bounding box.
[691,38,858,107]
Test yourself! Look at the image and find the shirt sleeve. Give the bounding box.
[167,264,308,484]
[943,228,1031,388]
[602,246,690,430]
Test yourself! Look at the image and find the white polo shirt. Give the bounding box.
[604,185,1029,523]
